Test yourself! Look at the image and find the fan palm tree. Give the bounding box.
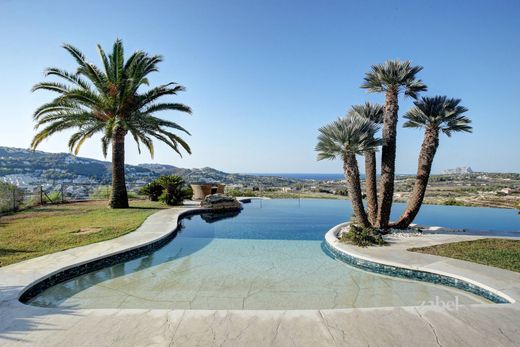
[361,60,427,228]
[349,103,384,225]
[392,96,471,229]
[31,40,192,208]
[316,114,381,227]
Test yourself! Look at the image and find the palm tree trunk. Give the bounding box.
[392,126,439,229]
[344,153,370,227]
[377,88,399,229]
[364,151,378,225]
[109,128,129,208]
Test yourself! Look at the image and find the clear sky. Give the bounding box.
[0,0,519,174]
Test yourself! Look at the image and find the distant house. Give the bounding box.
[500,188,512,195]
[441,166,473,175]
[72,176,93,184]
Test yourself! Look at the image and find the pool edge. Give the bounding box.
[324,223,515,304]
[16,207,221,304]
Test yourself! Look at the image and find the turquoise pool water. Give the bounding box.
[28,199,518,309]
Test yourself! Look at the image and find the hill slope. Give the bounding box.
[0,147,296,187]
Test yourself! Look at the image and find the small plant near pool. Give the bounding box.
[140,181,164,202]
[339,224,387,247]
[140,175,193,206]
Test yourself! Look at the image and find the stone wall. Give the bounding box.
[191,184,225,200]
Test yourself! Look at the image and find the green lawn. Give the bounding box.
[0,200,167,267]
[409,238,520,273]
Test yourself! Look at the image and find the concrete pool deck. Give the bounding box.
[1,203,520,346]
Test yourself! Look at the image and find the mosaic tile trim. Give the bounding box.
[323,238,511,304]
[19,208,213,303]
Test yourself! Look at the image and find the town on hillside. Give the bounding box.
[0,146,518,210]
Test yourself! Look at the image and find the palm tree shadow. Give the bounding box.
[0,248,33,257]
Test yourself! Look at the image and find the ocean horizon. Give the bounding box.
[248,173,345,180]
[247,173,416,181]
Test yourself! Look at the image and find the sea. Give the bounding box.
[248,173,346,181]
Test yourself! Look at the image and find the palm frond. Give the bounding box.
[32,40,192,160]
[68,122,105,155]
[361,60,427,98]
[349,102,384,124]
[316,114,382,160]
[403,96,472,136]
[63,43,107,91]
[44,68,91,90]
[110,39,124,82]
[96,44,112,80]
[142,102,192,115]
[137,83,185,108]
[31,119,82,149]
[31,82,70,94]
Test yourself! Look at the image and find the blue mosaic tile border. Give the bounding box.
[323,238,510,304]
[19,208,215,304]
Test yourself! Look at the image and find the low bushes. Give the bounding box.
[90,185,112,200]
[0,182,24,212]
[140,175,193,205]
[140,181,164,201]
[226,188,257,197]
[339,224,386,247]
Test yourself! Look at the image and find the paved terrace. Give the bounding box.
[1,203,520,346]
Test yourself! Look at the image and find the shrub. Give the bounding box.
[443,199,472,207]
[127,191,140,199]
[90,186,112,200]
[225,188,243,197]
[224,188,259,198]
[44,191,62,203]
[140,181,164,201]
[155,175,192,206]
[0,182,24,212]
[335,189,348,196]
[340,224,386,247]
[89,186,139,200]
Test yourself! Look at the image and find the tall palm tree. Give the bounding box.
[316,114,381,227]
[31,40,192,208]
[361,60,427,228]
[392,96,471,229]
[349,103,384,225]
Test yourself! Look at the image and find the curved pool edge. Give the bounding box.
[324,222,517,304]
[2,202,520,346]
[17,206,217,304]
[0,198,520,304]
[0,202,229,306]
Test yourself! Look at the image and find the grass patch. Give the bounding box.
[409,238,520,273]
[0,200,167,267]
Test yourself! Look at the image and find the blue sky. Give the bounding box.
[0,0,519,174]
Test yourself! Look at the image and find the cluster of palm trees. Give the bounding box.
[316,60,472,230]
[31,40,192,208]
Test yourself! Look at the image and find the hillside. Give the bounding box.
[0,146,296,187]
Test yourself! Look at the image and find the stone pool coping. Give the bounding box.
[324,223,520,304]
[1,203,520,346]
[0,203,203,304]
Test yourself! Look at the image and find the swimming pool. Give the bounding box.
[27,199,519,309]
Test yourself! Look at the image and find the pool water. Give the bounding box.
[28,199,519,309]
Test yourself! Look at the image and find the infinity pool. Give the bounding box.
[28,199,519,309]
